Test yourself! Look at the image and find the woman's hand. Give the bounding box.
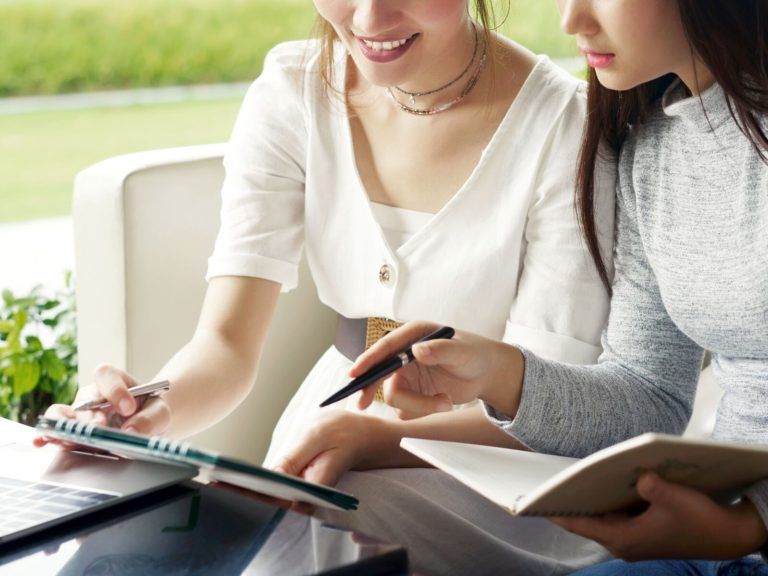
[553,472,768,560]
[273,411,400,487]
[34,364,171,448]
[351,321,525,420]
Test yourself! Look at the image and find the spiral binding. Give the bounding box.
[56,418,96,440]
[147,436,191,461]
[51,418,191,461]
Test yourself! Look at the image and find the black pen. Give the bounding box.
[319,326,455,408]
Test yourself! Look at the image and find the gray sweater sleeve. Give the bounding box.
[485,137,706,457]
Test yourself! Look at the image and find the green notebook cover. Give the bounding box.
[37,417,358,511]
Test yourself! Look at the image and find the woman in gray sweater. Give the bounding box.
[279,0,768,572]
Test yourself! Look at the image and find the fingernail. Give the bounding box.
[415,343,431,355]
[123,426,137,434]
[119,399,133,415]
[637,473,657,494]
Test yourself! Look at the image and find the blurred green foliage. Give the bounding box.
[0,0,316,97]
[0,0,576,98]
[0,274,78,425]
[500,1,578,59]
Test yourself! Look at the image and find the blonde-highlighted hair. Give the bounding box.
[313,1,505,99]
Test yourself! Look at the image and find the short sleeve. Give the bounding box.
[206,42,309,292]
[502,92,614,366]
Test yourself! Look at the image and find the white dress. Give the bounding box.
[206,41,614,466]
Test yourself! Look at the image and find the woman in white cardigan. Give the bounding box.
[44,0,610,497]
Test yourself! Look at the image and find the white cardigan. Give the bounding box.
[207,40,614,364]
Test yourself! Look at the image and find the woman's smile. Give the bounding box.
[355,32,420,63]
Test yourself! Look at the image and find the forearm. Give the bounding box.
[154,276,280,439]
[476,343,526,420]
[358,405,527,471]
[398,404,526,448]
[485,345,705,457]
[154,330,260,439]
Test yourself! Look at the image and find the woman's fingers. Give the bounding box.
[412,338,471,369]
[273,421,335,477]
[382,378,452,418]
[273,411,369,487]
[36,366,155,449]
[355,384,379,410]
[33,404,79,448]
[92,364,139,417]
[120,397,171,435]
[348,321,439,377]
[300,449,350,487]
[354,332,481,413]
[44,403,76,420]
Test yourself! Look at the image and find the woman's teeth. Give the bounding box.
[361,36,411,51]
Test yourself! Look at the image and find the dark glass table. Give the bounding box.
[0,481,409,575]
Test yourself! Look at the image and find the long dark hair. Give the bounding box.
[577,0,768,293]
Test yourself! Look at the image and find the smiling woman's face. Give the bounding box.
[313,0,472,90]
[556,0,694,91]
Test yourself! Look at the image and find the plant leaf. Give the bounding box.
[39,377,53,393]
[13,362,41,397]
[42,351,67,381]
[25,335,43,352]
[1,290,14,307]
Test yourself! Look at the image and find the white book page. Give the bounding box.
[208,467,348,511]
[401,438,576,511]
[0,417,39,446]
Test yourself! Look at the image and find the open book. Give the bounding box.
[37,417,358,511]
[401,433,768,516]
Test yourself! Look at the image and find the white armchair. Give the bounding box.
[72,144,721,465]
[72,144,336,464]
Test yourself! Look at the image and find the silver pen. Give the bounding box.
[73,380,171,411]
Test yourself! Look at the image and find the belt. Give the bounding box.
[335,315,404,403]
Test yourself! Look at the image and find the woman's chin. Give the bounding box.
[593,69,657,93]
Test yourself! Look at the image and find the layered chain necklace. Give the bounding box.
[386,25,487,116]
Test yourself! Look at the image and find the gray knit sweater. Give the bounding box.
[487,80,768,536]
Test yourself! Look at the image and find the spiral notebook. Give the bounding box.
[37,417,358,511]
[401,433,768,516]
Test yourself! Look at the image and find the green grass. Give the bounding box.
[0,99,242,222]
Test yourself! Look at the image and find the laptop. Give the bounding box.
[0,418,196,545]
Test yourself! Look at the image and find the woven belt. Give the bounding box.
[335,315,404,403]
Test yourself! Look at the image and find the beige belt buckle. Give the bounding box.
[365,317,403,403]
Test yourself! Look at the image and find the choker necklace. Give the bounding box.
[393,24,479,107]
[386,36,487,116]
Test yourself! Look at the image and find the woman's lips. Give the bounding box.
[356,33,419,63]
[584,51,616,69]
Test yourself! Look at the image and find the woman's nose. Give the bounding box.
[558,0,598,37]
[352,0,404,37]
